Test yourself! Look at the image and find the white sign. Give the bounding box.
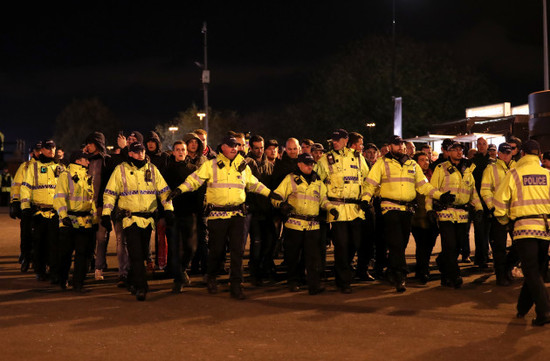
[466,102,511,118]
[394,97,402,137]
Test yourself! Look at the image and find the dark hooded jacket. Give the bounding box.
[84,131,114,208]
[110,130,143,167]
[272,151,298,188]
[183,132,207,168]
[145,130,169,173]
[245,152,274,216]
[164,154,205,216]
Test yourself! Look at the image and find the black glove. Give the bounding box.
[164,210,176,227]
[9,201,21,219]
[359,201,372,213]
[269,191,283,201]
[166,188,182,202]
[427,210,438,225]
[329,208,339,221]
[101,215,112,232]
[474,210,484,223]
[61,217,73,227]
[21,208,34,218]
[279,201,295,216]
[439,191,455,205]
[487,207,495,219]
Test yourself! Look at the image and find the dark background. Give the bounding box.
[0,0,546,150]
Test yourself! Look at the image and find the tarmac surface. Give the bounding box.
[1,207,549,361]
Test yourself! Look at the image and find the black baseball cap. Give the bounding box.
[498,143,512,154]
[70,150,92,163]
[331,129,349,141]
[222,135,239,147]
[441,138,454,150]
[266,139,279,148]
[129,142,145,153]
[33,141,42,151]
[42,139,56,150]
[388,135,404,145]
[311,143,325,152]
[488,144,497,151]
[297,153,316,164]
[447,142,464,151]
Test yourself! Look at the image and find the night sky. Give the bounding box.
[0,0,546,151]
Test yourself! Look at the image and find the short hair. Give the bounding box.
[286,138,299,147]
[412,151,428,163]
[300,138,314,146]
[543,151,550,161]
[194,129,207,137]
[249,135,264,145]
[421,144,431,151]
[172,140,185,149]
[507,136,522,147]
[364,143,378,151]
[232,131,246,139]
[348,132,363,146]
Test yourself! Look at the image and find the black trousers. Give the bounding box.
[284,228,322,290]
[473,211,491,265]
[58,226,94,287]
[383,211,412,280]
[32,214,59,276]
[438,221,468,281]
[515,238,550,317]
[249,215,277,280]
[167,213,196,283]
[373,205,387,274]
[191,215,209,275]
[331,219,362,287]
[20,214,33,261]
[353,209,375,274]
[411,225,438,277]
[207,216,245,284]
[489,218,510,279]
[124,224,153,292]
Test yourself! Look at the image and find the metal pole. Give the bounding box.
[202,21,209,134]
[544,0,549,90]
[391,0,397,135]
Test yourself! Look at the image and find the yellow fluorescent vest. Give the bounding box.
[480,158,516,211]
[10,158,35,202]
[102,161,173,229]
[364,154,442,214]
[54,163,97,228]
[273,172,329,231]
[177,153,271,220]
[494,155,550,241]
[427,160,482,223]
[315,147,369,222]
[20,159,65,218]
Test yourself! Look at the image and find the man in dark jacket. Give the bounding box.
[194,128,217,160]
[272,138,300,188]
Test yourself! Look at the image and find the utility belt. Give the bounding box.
[380,197,417,213]
[288,213,319,222]
[32,203,55,212]
[327,197,360,204]
[514,214,550,232]
[114,208,156,221]
[446,204,470,211]
[67,210,93,217]
[205,203,248,215]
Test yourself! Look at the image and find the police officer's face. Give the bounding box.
[173,143,187,162]
[221,144,238,160]
[510,143,519,156]
[146,141,157,152]
[75,157,90,168]
[42,147,55,158]
[389,142,404,155]
[449,147,463,162]
[498,151,512,164]
[129,150,146,161]
[297,161,314,175]
[332,137,348,151]
[350,138,364,152]
[251,141,264,159]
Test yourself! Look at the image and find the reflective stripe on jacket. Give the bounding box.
[20,160,64,218]
[177,153,271,220]
[273,172,329,231]
[315,147,369,222]
[10,159,35,202]
[480,158,516,210]
[54,164,97,228]
[427,160,482,223]
[494,155,550,240]
[364,154,441,214]
[102,161,173,229]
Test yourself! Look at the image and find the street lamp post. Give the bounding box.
[201,22,210,134]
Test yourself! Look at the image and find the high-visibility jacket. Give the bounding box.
[363,153,442,214]
[427,160,482,223]
[54,163,97,229]
[315,147,369,222]
[10,158,35,202]
[102,161,173,229]
[494,154,550,241]
[272,171,329,231]
[1,173,12,193]
[177,153,271,220]
[480,158,516,211]
[20,159,65,218]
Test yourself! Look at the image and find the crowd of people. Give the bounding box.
[7,127,550,326]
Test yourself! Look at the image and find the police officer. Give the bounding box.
[315,129,369,293]
[480,143,516,286]
[10,142,42,272]
[427,141,482,288]
[20,139,65,282]
[167,135,280,299]
[273,153,333,294]
[102,142,174,301]
[363,135,454,292]
[1,168,12,206]
[493,140,550,326]
[54,150,96,291]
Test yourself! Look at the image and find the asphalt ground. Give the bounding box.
[1,208,549,361]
